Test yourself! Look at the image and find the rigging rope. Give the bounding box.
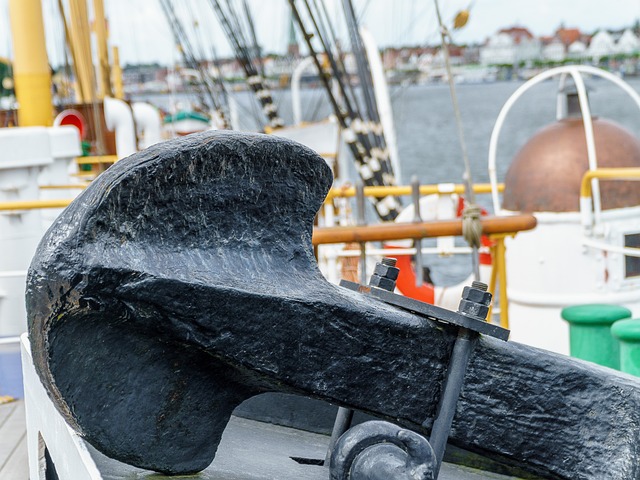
[433,0,481,280]
[289,0,402,221]
[160,0,229,127]
[209,0,283,130]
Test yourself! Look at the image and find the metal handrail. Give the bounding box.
[40,184,89,190]
[0,199,74,211]
[580,167,640,230]
[75,155,118,165]
[325,183,504,201]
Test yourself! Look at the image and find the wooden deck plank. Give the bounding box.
[0,400,17,428]
[0,400,27,478]
[1,433,28,480]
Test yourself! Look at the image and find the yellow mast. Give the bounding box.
[111,46,124,100]
[57,0,86,102]
[93,0,113,98]
[8,0,52,126]
[69,0,95,103]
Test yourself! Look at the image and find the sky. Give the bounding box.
[1,0,640,66]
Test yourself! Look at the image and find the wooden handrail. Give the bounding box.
[312,214,537,246]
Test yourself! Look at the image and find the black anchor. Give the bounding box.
[27,131,640,479]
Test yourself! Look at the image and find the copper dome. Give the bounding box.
[503,117,640,212]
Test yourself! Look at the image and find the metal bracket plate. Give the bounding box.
[339,280,509,341]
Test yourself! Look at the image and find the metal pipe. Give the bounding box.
[356,181,367,285]
[580,167,640,230]
[112,46,124,100]
[411,176,424,287]
[325,407,354,465]
[496,236,509,329]
[40,184,89,190]
[580,168,640,198]
[427,328,478,476]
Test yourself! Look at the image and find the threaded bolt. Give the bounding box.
[458,282,492,321]
[381,257,397,267]
[471,281,488,292]
[369,258,400,292]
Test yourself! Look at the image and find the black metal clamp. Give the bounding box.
[329,258,510,480]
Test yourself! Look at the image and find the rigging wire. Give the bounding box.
[289,0,402,221]
[159,0,229,127]
[242,0,264,78]
[341,0,396,181]
[187,0,231,117]
[208,0,283,130]
[433,0,481,281]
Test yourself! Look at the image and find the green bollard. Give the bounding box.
[611,319,640,377]
[561,304,631,369]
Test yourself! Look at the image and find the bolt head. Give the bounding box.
[369,274,397,292]
[461,286,492,306]
[458,299,490,321]
[373,262,400,281]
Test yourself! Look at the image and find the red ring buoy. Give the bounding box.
[54,109,87,139]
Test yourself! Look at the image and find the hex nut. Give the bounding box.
[461,286,492,306]
[373,263,400,281]
[369,275,397,292]
[458,299,489,320]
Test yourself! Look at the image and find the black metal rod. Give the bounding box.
[426,328,478,477]
[325,406,354,465]
[412,176,424,287]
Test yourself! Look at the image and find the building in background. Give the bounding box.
[479,27,541,65]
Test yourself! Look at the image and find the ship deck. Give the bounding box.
[1,396,525,480]
[7,335,528,480]
[0,399,28,480]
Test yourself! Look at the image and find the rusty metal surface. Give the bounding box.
[503,118,640,212]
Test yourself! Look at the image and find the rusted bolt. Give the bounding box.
[457,281,492,321]
[369,257,400,292]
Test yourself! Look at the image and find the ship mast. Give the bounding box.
[8,0,52,126]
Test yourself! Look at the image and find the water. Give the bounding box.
[137,77,640,195]
[135,78,640,288]
[393,78,640,187]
